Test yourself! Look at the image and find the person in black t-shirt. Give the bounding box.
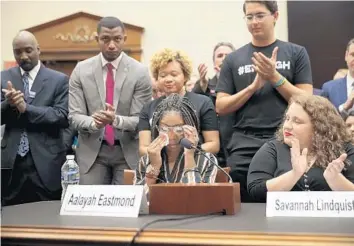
[138,49,219,156]
[193,42,235,167]
[248,95,354,202]
[216,1,313,202]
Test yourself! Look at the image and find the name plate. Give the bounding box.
[267,191,354,217]
[60,185,148,218]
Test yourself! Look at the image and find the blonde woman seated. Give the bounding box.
[138,48,219,156]
[248,95,354,202]
[135,94,218,187]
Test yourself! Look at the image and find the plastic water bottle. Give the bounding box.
[61,155,80,203]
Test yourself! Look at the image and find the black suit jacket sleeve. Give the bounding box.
[24,76,69,128]
[1,97,12,126]
[1,81,18,126]
[62,125,77,151]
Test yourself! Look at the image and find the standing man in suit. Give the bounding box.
[69,17,152,185]
[321,38,354,117]
[1,31,69,206]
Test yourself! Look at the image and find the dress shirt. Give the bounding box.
[20,60,41,91]
[91,53,124,131]
[100,52,123,84]
[338,73,354,117]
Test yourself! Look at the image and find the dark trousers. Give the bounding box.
[1,152,61,207]
[226,129,275,203]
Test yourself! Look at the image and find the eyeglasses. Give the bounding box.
[157,125,184,134]
[244,13,272,23]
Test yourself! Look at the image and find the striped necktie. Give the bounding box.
[17,72,30,156]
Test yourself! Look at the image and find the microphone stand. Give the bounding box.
[188,145,233,183]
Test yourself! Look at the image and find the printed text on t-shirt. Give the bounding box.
[238,61,291,75]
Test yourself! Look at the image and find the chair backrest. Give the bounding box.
[123,169,135,185]
[215,167,231,183]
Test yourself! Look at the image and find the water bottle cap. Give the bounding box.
[66,155,75,160]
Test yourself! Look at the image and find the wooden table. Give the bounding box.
[1,201,354,245]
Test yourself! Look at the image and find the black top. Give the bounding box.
[247,140,354,202]
[193,76,235,160]
[138,92,218,133]
[216,40,312,130]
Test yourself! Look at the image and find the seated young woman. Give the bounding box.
[134,94,218,188]
[247,94,354,202]
[138,48,219,156]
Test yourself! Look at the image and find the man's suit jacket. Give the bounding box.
[1,65,69,192]
[321,77,347,109]
[69,52,152,174]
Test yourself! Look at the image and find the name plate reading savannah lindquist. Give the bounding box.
[60,185,148,218]
[266,191,354,218]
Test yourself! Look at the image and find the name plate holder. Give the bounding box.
[149,183,241,215]
[60,185,148,217]
[267,191,354,217]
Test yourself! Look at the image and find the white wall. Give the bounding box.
[0,0,288,78]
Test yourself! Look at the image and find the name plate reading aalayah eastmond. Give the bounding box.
[60,185,146,217]
[267,191,354,218]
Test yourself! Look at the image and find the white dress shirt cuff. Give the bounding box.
[90,120,99,131]
[113,115,123,129]
[339,104,349,118]
[339,104,345,113]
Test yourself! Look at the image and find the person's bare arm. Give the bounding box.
[216,74,265,115]
[139,130,151,156]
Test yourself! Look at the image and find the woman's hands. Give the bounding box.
[290,138,309,177]
[147,134,167,170]
[182,125,199,152]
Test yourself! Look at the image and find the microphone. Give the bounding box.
[179,138,233,183]
[180,138,194,149]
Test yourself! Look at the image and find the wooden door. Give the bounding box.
[287,1,354,88]
[25,12,144,77]
[43,60,79,76]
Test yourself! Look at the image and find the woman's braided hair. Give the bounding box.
[151,93,200,140]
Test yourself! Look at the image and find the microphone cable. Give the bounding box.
[129,209,226,246]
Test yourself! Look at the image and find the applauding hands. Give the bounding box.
[324,154,347,181]
[290,138,310,177]
[2,81,27,113]
[250,46,283,91]
[92,103,115,128]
